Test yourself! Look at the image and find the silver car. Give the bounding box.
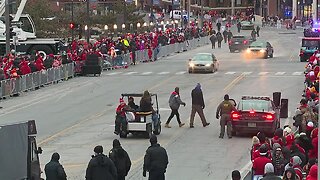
[188,53,219,73]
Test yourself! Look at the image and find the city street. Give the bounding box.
[0,26,305,179]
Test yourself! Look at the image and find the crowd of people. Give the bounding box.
[0,25,212,81]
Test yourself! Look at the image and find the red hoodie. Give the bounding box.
[306,165,318,180]
[308,128,318,159]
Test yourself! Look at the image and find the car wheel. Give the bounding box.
[230,49,234,53]
[153,122,161,135]
[188,69,193,73]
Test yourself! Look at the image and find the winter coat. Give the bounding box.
[109,147,131,177]
[260,172,282,180]
[210,35,216,43]
[85,154,117,180]
[308,136,318,159]
[143,144,168,173]
[44,160,67,180]
[169,91,184,110]
[306,165,317,180]
[191,88,205,107]
[252,156,272,175]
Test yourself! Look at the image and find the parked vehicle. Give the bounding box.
[299,37,320,62]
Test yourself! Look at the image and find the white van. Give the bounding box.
[170,10,188,20]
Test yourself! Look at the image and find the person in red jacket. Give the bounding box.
[114,98,131,135]
[308,128,318,160]
[251,136,261,161]
[35,56,45,71]
[252,144,272,180]
[19,59,31,75]
[306,164,317,180]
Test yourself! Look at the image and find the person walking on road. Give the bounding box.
[45,152,67,180]
[216,94,235,139]
[189,83,210,128]
[237,21,241,33]
[85,145,117,180]
[216,22,222,32]
[222,29,228,43]
[109,139,131,180]
[227,30,233,43]
[216,32,223,48]
[165,87,186,128]
[143,135,169,180]
[256,26,260,37]
[210,34,217,49]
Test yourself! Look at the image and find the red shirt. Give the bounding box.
[252,156,272,175]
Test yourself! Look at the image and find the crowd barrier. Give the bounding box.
[0,36,210,98]
[0,63,74,98]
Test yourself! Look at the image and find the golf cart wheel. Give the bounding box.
[120,131,127,138]
[269,52,273,58]
[153,122,161,135]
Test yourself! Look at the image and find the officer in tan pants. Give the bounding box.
[216,94,236,139]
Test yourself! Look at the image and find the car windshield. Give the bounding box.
[302,40,319,49]
[238,100,270,112]
[249,42,266,48]
[192,54,212,61]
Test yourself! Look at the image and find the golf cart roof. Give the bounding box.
[121,93,157,97]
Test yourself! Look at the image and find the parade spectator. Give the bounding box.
[109,139,131,180]
[306,164,317,180]
[45,152,67,180]
[252,144,272,180]
[231,170,241,180]
[271,144,285,176]
[282,168,297,180]
[165,87,186,128]
[189,83,210,128]
[261,163,281,180]
[284,156,303,180]
[143,135,168,180]
[85,145,117,180]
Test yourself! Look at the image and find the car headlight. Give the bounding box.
[246,49,251,53]
[205,64,211,67]
[189,63,195,67]
[260,49,266,53]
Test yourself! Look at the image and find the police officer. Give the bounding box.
[216,94,236,139]
[143,135,168,180]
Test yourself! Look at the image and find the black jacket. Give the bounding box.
[261,172,282,180]
[109,147,131,176]
[44,160,67,180]
[191,88,205,107]
[85,154,117,180]
[143,144,168,173]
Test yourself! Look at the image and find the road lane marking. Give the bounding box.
[275,72,286,75]
[243,72,252,75]
[106,72,122,76]
[123,72,138,75]
[225,71,236,75]
[292,72,303,76]
[141,72,153,75]
[258,72,269,75]
[157,72,170,75]
[176,71,186,75]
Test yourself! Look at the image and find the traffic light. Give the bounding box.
[69,22,75,29]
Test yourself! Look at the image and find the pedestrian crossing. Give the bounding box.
[105,71,305,76]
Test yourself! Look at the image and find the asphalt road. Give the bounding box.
[0,26,305,180]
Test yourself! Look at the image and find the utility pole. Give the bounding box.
[86,0,90,43]
[71,0,74,41]
[200,0,203,28]
[5,0,10,55]
[187,0,190,26]
[150,0,154,23]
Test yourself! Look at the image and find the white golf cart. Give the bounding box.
[119,93,161,138]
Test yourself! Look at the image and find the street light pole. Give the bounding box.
[5,0,10,55]
[86,0,90,43]
[71,0,74,41]
[200,0,203,28]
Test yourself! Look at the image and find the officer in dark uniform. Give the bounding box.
[216,94,236,139]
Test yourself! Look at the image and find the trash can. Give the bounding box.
[273,92,281,107]
[280,99,289,118]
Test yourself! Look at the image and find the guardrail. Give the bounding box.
[0,36,210,99]
[0,63,74,98]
